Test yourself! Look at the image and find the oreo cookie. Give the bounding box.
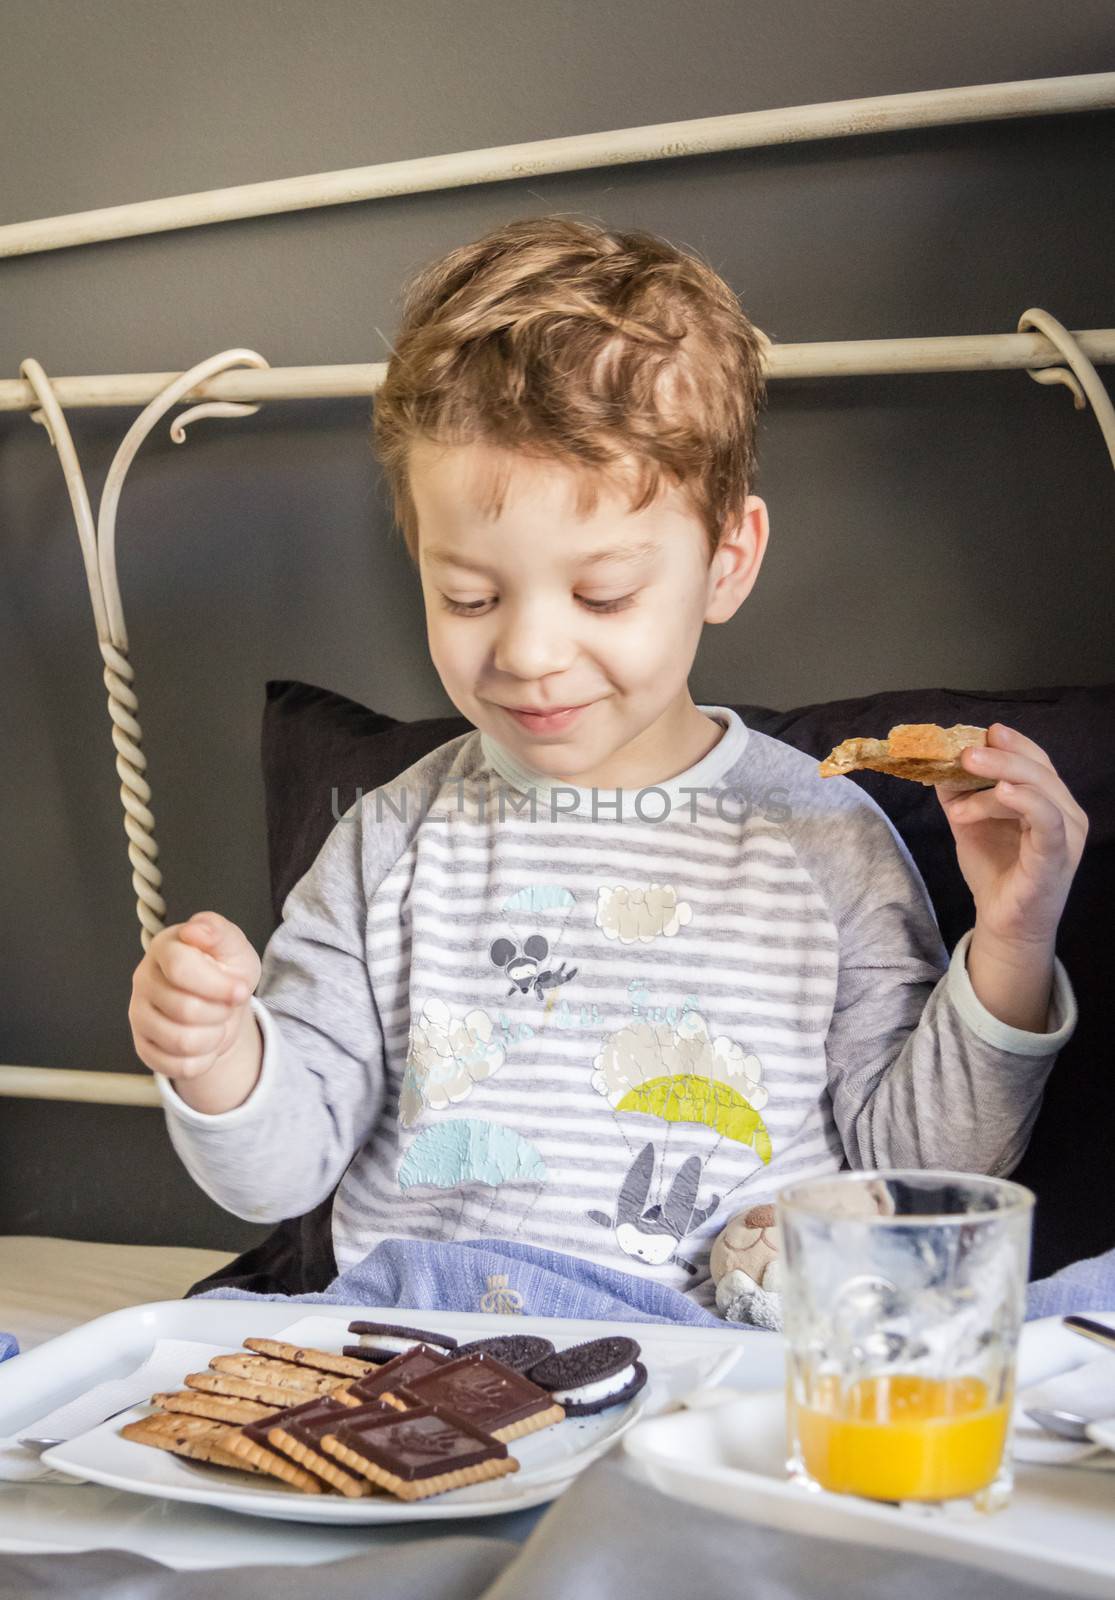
[343,1322,458,1365]
[455,1334,555,1372]
[527,1336,647,1416]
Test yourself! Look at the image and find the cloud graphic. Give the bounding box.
[596,883,693,943]
[399,998,505,1128]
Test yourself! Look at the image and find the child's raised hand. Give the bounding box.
[934,724,1088,950]
[129,911,261,1083]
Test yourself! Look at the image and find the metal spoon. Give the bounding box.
[1024,1406,1093,1442]
[1063,1315,1115,1354]
[18,1401,136,1453]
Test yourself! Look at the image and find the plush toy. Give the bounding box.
[710,1204,785,1330]
[710,1179,894,1330]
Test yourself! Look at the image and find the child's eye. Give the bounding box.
[439,594,635,616]
[580,594,635,613]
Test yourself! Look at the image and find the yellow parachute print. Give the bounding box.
[615,1073,773,1165]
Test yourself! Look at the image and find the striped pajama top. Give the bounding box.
[160,705,1077,1309]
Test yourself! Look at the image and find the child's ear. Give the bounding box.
[705,496,769,624]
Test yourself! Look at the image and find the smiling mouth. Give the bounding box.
[505,703,586,714]
[496,701,598,731]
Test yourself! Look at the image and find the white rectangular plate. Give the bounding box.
[624,1315,1115,1599]
[40,1309,742,1525]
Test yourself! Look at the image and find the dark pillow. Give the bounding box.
[189,679,1115,1298]
[261,680,472,925]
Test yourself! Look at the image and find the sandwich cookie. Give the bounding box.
[343,1321,458,1364]
[527,1336,647,1416]
[455,1334,555,1371]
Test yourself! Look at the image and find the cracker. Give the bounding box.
[208,1353,342,1394]
[121,1412,270,1475]
[264,1424,376,1498]
[818,722,993,788]
[489,1404,566,1444]
[150,1389,278,1426]
[185,1370,331,1409]
[213,1427,326,1494]
[242,1338,377,1379]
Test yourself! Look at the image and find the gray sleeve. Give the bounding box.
[817,793,1077,1176]
[157,798,386,1223]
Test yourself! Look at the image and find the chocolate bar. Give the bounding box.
[342,1343,451,1403]
[321,1401,508,1484]
[243,1395,393,1499]
[389,1352,565,1441]
[242,1394,371,1452]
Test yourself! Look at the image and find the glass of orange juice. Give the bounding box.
[778,1170,1033,1512]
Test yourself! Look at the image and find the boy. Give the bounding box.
[129,215,1086,1312]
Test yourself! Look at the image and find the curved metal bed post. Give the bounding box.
[1019,311,1115,473]
[18,350,272,952]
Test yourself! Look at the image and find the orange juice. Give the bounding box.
[792,1373,1010,1501]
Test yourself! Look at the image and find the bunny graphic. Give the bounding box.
[587,1142,720,1275]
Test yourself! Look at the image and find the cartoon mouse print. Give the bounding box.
[489,935,578,1001]
[587,1142,720,1275]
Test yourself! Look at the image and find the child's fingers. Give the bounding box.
[134,1031,219,1081]
[178,912,249,965]
[132,999,225,1060]
[146,981,238,1028]
[152,938,250,1005]
[941,783,1019,824]
[984,722,1055,772]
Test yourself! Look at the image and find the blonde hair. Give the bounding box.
[371,215,769,563]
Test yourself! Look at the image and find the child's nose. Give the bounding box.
[492,607,574,680]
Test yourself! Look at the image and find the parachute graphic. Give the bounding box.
[615,1074,772,1164]
[502,885,576,916]
[591,1010,772,1164]
[398,1118,548,1191]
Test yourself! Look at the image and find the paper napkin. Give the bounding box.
[0,1337,236,1484]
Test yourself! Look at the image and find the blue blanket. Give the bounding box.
[1026,1244,1115,1320]
[196,1237,728,1326]
[196,1234,1115,1325]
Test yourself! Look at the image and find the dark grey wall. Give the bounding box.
[1,1,1112,1249]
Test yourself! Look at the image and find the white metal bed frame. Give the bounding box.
[3,71,1113,1110]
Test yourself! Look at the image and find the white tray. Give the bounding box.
[0,1298,767,1565]
[624,1314,1115,1600]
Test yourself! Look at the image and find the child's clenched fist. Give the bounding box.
[129,912,263,1109]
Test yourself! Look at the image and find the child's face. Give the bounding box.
[410,439,768,789]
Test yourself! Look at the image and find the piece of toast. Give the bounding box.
[818,723,993,789]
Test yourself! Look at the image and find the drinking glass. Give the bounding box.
[778,1169,1034,1512]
